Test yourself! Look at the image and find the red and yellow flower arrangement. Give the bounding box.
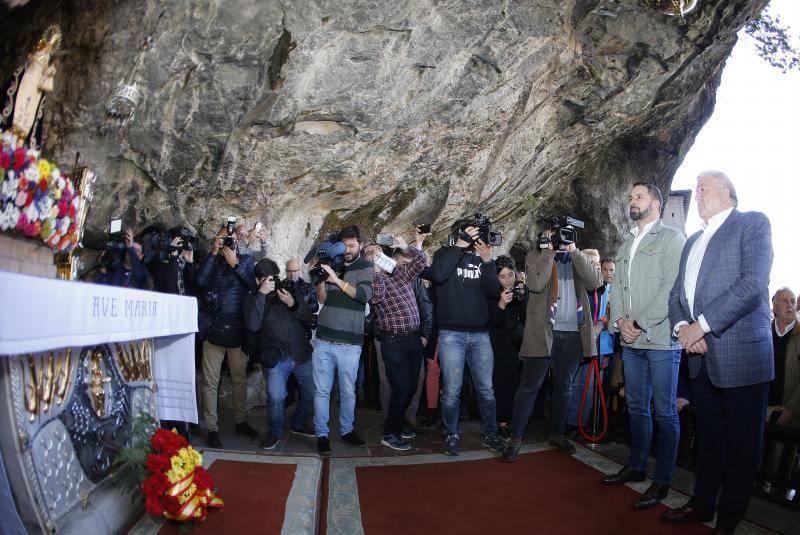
[142,428,223,522]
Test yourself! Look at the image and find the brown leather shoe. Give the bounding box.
[660,503,714,524]
[601,465,646,486]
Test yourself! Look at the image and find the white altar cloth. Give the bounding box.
[0,270,198,423]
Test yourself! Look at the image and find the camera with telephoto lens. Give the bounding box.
[309,239,347,283]
[512,281,527,302]
[447,212,502,248]
[101,218,126,271]
[274,277,296,293]
[222,216,237,249]
[538,215,585,250]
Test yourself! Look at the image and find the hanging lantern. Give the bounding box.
[105,82,140,127]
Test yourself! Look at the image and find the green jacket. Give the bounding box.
[609,219,685,350]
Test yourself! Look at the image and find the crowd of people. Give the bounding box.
[93,171,796,534]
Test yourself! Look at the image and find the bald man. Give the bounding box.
[286,259,319,331]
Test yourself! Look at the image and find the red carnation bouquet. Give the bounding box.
[115,415,223,524]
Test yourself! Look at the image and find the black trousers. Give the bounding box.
[690,359,769,530]
[380,332,424,437]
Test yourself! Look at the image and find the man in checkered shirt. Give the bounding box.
[370,233,428,451]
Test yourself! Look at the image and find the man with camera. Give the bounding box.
[147,226,199,296]
[196,225,258,448]
[286,258,319,323]
[312,225,373,454]
[370,232,428,450]
[244,258,315,449]
[503,216,602,462]
[602,182,685,511]
[96,228,150,289]
[430,215,504,456]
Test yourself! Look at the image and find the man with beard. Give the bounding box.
[603,182,685,511]
[312,225,373,454]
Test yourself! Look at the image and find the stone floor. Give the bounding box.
[185,394,797,535]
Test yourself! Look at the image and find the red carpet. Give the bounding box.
[158,460,296,534]
[355,450,711,534]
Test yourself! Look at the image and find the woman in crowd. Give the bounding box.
[489,255,527,439]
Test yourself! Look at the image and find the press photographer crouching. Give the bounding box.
[244,259,315,450]
[146,225,200,296]
[95,224,149,289]
[196,223,257,448]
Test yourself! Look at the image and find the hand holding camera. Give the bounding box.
[276,288,295,307]
[124,228,134,248]
[221,246,238,268]
[455,226,479,248]
[258,276,276,295]
[319,264,340,285]
[499,288,513,309]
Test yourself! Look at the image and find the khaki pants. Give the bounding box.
[202,341,248,432]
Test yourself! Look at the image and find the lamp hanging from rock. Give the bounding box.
[103,9,165,130]
[643,0,700,18]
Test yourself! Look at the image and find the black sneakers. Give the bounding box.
[260,433,279,450]
[341,431,365,446]
[235,421,259,440]
[290,426,316,437]
[503,436,522,462]
[207,431,223,449]
[317,436,332,455]
[548,434,576,454]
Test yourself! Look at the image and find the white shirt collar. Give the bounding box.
[775,320,796,337]
[701,207,734,233]
[629,218,658,238]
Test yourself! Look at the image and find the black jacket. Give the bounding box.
[243,288,312,367]
[430,246,500,332]
[412,277,433,339]
[195,252,254,318]
[96,247,149,289]
[147,256,199,296]
[489,294,528,356]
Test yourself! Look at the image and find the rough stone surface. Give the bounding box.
[0,0,766,264]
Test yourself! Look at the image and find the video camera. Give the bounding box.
[142,225,199,263]
[101,218,126,271]
[448,213,502,248]
[308,237,347,283]
[222,216,237,249]
[539,215,584,250]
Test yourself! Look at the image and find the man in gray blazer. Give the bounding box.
[663,171,774,534]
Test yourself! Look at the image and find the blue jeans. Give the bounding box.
[622,347,681,484]
[312,339,361,437]
[263,358,314,438]
[439,330,497,437]
[567,360,595,427]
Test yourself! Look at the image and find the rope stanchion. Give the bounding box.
[577,356,608,443]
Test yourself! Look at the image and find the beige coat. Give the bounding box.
[519,246,603,359]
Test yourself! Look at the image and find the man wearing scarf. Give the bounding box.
[503,223,602,461]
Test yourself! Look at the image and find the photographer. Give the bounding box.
[147,226,199,296]
[430,219,503,456]
[195,226,257,448]
[370,233,428,451]
[244,258,314,450]
[286,258,320,325]
[502,220,602,462]
[96,228,149,289]
[489,255,527,440]
[312,225,373,454]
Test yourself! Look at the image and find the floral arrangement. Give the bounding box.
[115,414,223,524]
[0,130,81,252]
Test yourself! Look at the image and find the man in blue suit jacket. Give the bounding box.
[663,171,774,534]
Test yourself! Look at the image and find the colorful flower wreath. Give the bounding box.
[142,428,223,522]
[0,130,81,252]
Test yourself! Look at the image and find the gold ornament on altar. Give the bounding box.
[114,339,153,382]
[88,349,111,418]
[22,348,73,422]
